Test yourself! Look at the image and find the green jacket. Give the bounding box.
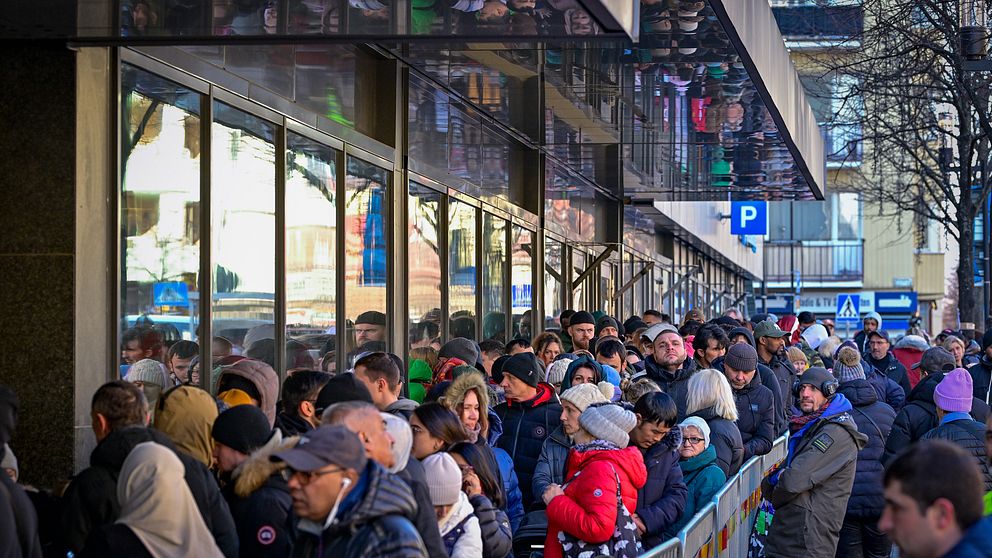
[663,446,725,539]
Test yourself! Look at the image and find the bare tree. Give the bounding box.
[802,1,992,325]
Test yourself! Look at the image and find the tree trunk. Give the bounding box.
[958,213,980,327]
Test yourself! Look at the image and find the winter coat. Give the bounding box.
[291,461,427,558]
[892,335,930,388]
[862,361,906,412]
[761,394,868,558]
[837,379,896,520]
[153,385,219,467]
[882,372,992,465]
[491,446,525,532]
[468,493,512,558]
[59,426,239,557]
[79,523,153,557]
[662,446,725,540]
[544,445,647,558]
[532,425,571,507]
[864,352,912,398]
[635,428,688,549]
[440,492,483,558]
[218,359,279,426]
[0,471,41,558]
[385,398,418,420]
[397,456,448,558]
[732,373,776,461]
[942,515,992,558]
[922,416,992,492]
[968,356,992,406]
[713,356,786,436]
[759,353,798,420]
[690,406,744,477]
[643,356,698,419]
[494,382,563,509]
[273,411,313,437]
[222,438,295,557]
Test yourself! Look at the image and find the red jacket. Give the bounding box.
[892,347,924,388]
[544,445,647,558]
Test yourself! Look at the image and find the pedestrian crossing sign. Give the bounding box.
[836,294,860,323]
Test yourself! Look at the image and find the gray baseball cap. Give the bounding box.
[641,323,679,343]
[913,347,956,373]
[270,425,367,472]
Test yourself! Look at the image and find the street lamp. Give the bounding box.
[962,0,989,61]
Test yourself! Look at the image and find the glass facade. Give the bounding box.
[408,183,442,349]
[544,237,563,329]
[449,200,478,340]
[511,225,533,339]
[481,212,506,342]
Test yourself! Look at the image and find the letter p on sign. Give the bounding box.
[730,201,767,236]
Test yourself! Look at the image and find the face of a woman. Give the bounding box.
[410,414,444,460]
[792,359,808,374]
[459,390,480,432]
[539,342,561,367]
[949,341,964,362]
[679,426,705,459]
[572,366,596,386]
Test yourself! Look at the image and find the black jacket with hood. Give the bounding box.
[494,382,562,509]
[837,379,896,520]
[59,426,239,557]
[221,437,295,558]
[635,427,688,549]
[689,406,745,477]
[732,372,776,461]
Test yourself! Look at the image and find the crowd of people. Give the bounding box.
[4,307,992,557]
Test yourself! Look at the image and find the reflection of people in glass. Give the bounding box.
[121,327,163,366]
[563,8,599,35]
[483,312,507,343]
[411,320,441,349]
[450,313,477,341]
[354,311,387,347]
[261,0,278,33]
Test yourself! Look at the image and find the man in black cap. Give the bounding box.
[966,329,992,406]
[494,352,562,509]
[273,425,427,558]
[353,311,386,349]
[212,405,290,558]
[754,320,799,417]
[567,311,596,352]
[595,315,621,340]
[864,329,911,396]
[723,343,775,460]
[883,347,992,465]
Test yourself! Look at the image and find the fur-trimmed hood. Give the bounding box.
[234,434,297,498]
[442,370,490,413]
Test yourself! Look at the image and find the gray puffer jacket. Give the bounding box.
[531,425,570,506]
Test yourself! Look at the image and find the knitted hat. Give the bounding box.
[382,412,411,474]
[126,359,168,388]
[423,452,462,506]
[595,316,620,338]
[439,338,479,367]
[546,358,574,386]
[579,402,637,447]
[728,327,755,347]
[217,388,254,408]
[834,346,866,383]
[569,311,595,327]
[935,368,974,413]
[560,382,611,413]
[212,405,272,455]
[623,317,647,334]
[679,416,711,449]
[502,353,541,387]
[314,373,373,412]
[1,443,17,481]
[724,343,758,372]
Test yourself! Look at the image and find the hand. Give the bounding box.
[462,471,483,497]
[632,514,646,536]
[542,484,564,505]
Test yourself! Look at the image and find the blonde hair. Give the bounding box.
[685,368,738,421]
[819,336,842,360]
[786,346,808,365]
[409,347,439,370]
[622,378,661,403]
[941,335,965,352]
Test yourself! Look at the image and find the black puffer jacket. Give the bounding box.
[291,461,427,558]
[468,493,512,558]
[922,417,992,492]
[60,426,238,557]
[644,356,698,419]
[635,427,687,549]
[713,355,786,435]
[221,438,295,558]
[690,406,744,477]
[864,352,912,398]
[0,386,41,558]
[732,373,775,461]
[837,379,895,519]
[863,361,906,412]
[968,357,992,405]
[882,372,992,465]
[759,353,798,420]
[494,382,562,509]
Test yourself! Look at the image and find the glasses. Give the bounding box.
[682,437,705,446]
[281,466,343,486]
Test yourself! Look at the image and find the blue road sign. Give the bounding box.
[153,282,190,307]
[836,293,861,324]
[875,291,918,314]
[730,201,768,236]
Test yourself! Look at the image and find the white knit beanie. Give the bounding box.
[423,452,462,506]
[560,382,612,413]
[125,359,169,387]
[547,358,574,386]
[579,403,637,447]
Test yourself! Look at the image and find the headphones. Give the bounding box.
[792,376,838,398]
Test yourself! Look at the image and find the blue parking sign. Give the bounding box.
[730,201,767,236]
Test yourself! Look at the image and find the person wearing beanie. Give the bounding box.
[423,452,483,558]
[595,315,620,339]
[541,400,647,558]
[494,352,562,508]
[546,358,574,391]
[836,344,906,413]
[313,372,374,414]
[761,366,868,558]
[567,311,596,352]
[663,416,725,540]
[922,369,992,492]
[721,326,788,436]
[531,382,612,504]
[863,328,912,397]
[210,405,291,558]
[353,310,387,349]
[125,358,169,420]
[1,443,17,482]
[722,343,775,461]
[834,347,897,558]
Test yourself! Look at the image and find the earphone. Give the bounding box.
[341,477,352,489]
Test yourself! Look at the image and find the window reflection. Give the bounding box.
[120,65,201,350]
[511,226,533,340]
[544,237,563,329]
[286,133,337,373]
[344,158,389,361]
[211,102,276,355]
[449,201,477,340]
[601,263,614,315]
[481,212,506,342]
[573,249,586,310]
[409,183,442,350]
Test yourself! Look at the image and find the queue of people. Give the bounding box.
[4,307,992,558]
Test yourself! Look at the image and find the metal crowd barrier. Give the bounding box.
[639,435,789,558]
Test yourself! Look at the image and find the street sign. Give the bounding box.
[730,201,768,236]
[836,294,860,324]
[154,282,190,307]
[875,291,918,314]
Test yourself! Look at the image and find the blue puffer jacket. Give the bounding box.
[837,379,896,520]
[863,361,906,412]
[635,428,688,549]
[943,515,992,558]
[492,446,525,532]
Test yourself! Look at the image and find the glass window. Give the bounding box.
[481,212,507,342]
[572,249,586,310]
[409,183,442,350]
[285,133,338,373]
[211,102,276,355]
[511,226,533,340]
[544,237,563,330]
[601,263,615,315]
[449,201,478,340]
[120,66,201,366]
[344,158,389,360]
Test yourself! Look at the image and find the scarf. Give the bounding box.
[789,399,829,434]
[574,439,622,452]
[465,423,481,444]
[117,442,224,558]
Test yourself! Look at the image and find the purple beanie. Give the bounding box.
[934,368,974,413]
